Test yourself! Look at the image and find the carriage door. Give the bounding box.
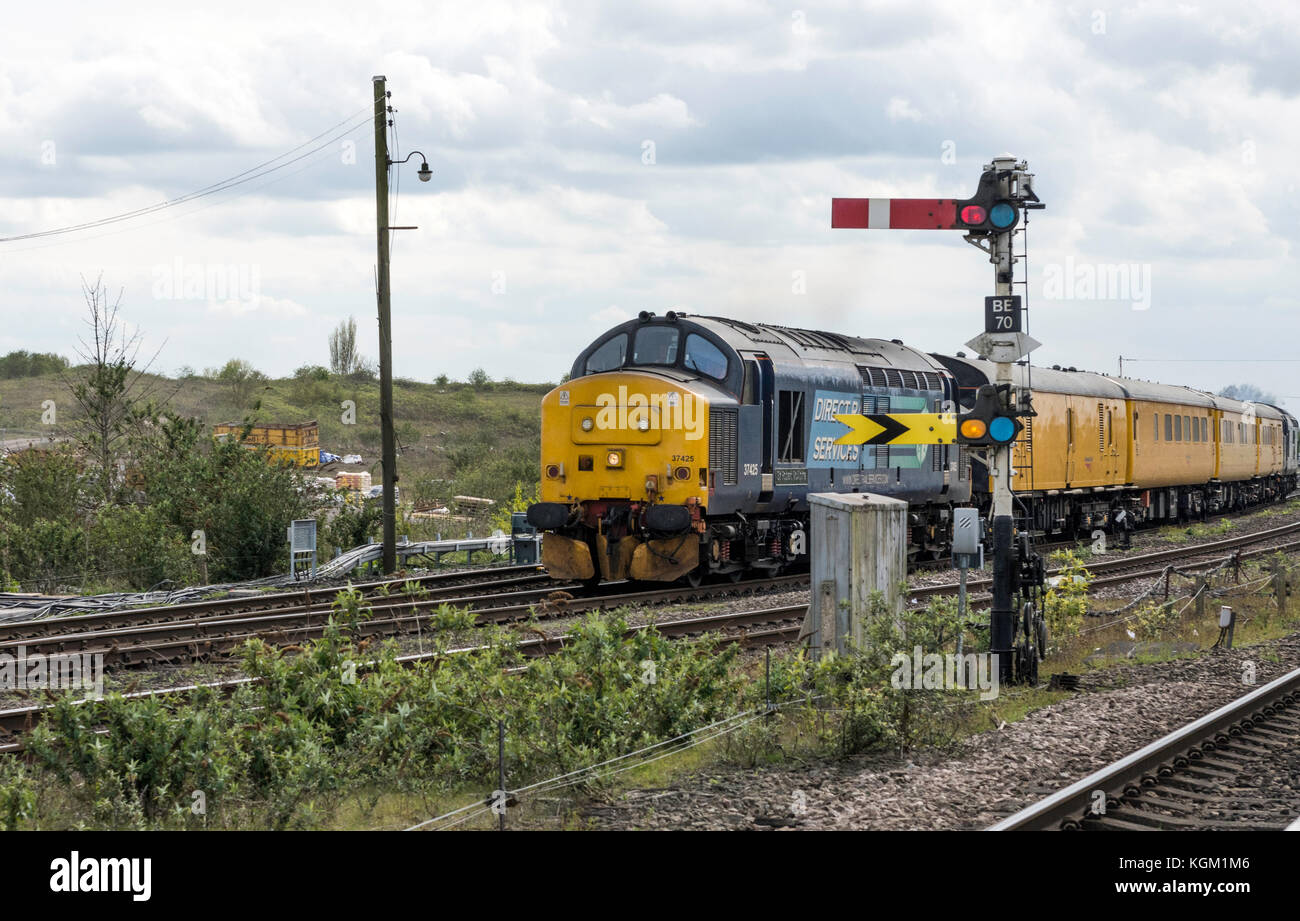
[1064,405,1075,485]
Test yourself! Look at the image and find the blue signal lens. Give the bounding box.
[989,202,1017,229]
[988,416,1017,442]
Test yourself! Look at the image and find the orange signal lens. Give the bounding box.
[960,419,988,439]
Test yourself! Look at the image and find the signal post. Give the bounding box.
[831,154,1046,684]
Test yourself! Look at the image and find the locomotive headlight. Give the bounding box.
[581,417,595,432]
[637,417,650,432]
[606,450,624,468]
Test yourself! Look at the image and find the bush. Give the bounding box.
[1043,550,1091,652]
[1,591,747,828]
[0,350,69,379]
[135,417,308,581]
[86,504,195,591]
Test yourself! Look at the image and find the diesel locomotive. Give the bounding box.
[526,312,1298,585]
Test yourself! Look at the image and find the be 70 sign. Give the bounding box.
[984,295,1022,333]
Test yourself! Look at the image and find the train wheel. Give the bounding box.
[682,566,705,589]
[728,569,744,584]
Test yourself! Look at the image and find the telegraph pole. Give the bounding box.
[373,74,398,573]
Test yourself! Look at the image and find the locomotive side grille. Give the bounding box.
[857,365,889,388]
[884,368,903,388]
[709,408,738,485]
[932,443,944,471]
[958,445,969,480]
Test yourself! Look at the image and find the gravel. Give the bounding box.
[579,634,1300,830]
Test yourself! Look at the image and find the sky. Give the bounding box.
[1,0,1298,404]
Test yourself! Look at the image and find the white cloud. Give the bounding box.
[0,0,1296,402]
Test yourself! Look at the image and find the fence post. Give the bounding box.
[1273,559,1288,618]
[497,719,506,832]
[765,647,772,717]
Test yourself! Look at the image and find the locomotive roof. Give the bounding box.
[684,315,941,372]
[938,355,1284,418]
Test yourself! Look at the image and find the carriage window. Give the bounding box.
[1153,412,1158,441]
[1165,414,1172,441]
[632,326,680,366]
[1134,410,1139,441]
[585,334,627,374]
[1201,418,1207,442]
[1174,415,1181,441]
[1184,416,1191,442]
[683,334,728,380]
[778,390,806,462]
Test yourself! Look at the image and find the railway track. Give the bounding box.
[0,573,809,670]
[9,517,1300,672]
[989,663,1300,830]
[0,601,805,753]
[913,519,1300,604]
[0,564,554,638]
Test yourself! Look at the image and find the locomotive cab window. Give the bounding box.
[683,334,728,380]
[777,390,806,463]
[585,334,627,374]
[632,326,680,366]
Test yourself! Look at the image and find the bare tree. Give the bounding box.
[329,316,358,377]
[63,274,168,501]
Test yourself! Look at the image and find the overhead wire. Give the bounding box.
[0,119,374,256]
[0,94,385,245]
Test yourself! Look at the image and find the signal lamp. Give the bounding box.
[581,417,595,431]
[606,450,624,468]
[989,202,1017,229]
[956,385,1023,446]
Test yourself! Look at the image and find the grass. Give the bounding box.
[0,368,550,537]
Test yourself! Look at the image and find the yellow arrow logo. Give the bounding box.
[833,412,957,446]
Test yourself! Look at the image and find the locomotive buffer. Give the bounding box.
[832,154,1047,685]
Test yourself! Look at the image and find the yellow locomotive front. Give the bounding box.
[529,369,711,583]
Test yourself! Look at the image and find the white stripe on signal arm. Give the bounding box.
[868,198,890,229]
